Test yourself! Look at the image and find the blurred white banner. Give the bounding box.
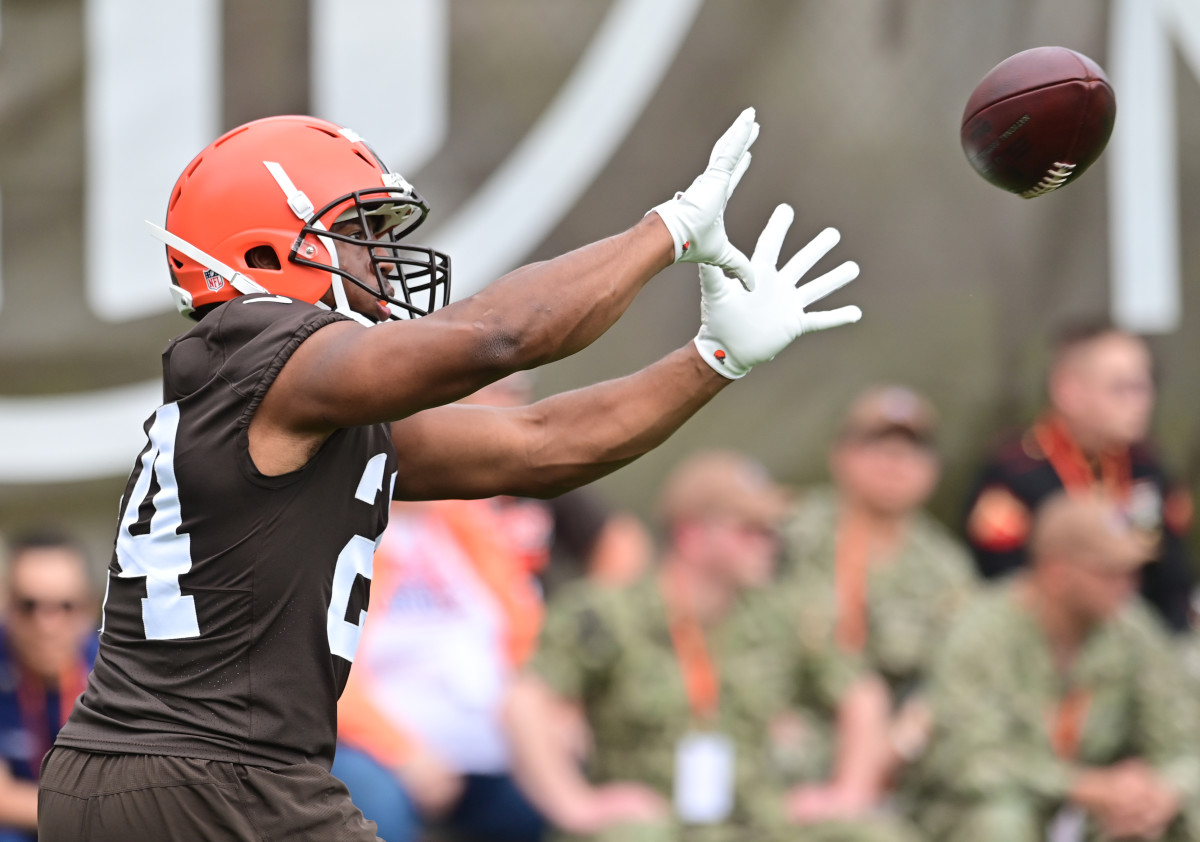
[1107,0,1199,334]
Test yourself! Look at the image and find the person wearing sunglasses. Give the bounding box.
[0,531,97,842]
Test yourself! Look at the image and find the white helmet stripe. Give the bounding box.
[263,161,316,222]
[144,221,267,296]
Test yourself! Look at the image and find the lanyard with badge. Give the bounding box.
[661,570,736,825]
[1046,683,1093,839]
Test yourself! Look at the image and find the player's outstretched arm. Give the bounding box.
[260,110,761,444]
[390,346,725,499]
[390,205,861,500]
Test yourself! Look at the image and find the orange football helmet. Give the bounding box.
[153,115,450,322]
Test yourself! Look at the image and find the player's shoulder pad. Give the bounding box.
[220,293,344,341]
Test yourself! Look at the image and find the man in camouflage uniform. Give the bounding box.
[504,451,917,842]
[780,386,976,771]
[907,492,1200,842]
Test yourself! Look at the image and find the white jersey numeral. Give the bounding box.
[327,454,395,662]
[109,402,201,640]
[105,420,390,656]
[326,535,376,662]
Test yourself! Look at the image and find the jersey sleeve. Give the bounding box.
[217,297,350,425]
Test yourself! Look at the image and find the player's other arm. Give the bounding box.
[391,204,862,501]
[391,345,724,500]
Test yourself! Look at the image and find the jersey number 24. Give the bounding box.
[103,402,387,662]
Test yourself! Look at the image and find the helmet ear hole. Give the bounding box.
[245,245,282,271]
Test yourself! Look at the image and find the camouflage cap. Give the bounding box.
[1030,491,1154,571]
[839,385,937,444]
[657,450,791,529]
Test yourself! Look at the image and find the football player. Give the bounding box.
[38,109,862,840]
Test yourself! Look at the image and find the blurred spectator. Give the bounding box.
[964,322,1193,633]
[780,385,976,769]
[334,373,646,842]
[907,492,1200,842]
[335,496,548,842]
[0,531,97,842]
[505,451,917,842]
[540,492,652,595]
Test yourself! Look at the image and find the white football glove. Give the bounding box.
[694,204,862,379]
[648,107,760,289]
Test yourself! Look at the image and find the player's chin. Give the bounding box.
[350,297,391,323]
[371,300,393,322]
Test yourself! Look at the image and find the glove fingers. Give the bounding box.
[796,260,860,307]
[753,204,795,271]
[726,151,753,200]
[720,246,755,292]
[781,227,841,286]
[800,305,863,333]
[698,262,735,296]
[708,107,758,173]
[746,120,761,150]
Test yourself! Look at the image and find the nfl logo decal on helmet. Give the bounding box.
[203,269,225,292]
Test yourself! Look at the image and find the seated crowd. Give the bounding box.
[3,323,1197,842]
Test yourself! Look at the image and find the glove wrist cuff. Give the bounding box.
[693,336,749,379]
[646,203,686,262]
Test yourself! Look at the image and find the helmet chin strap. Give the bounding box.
[263,160,374,328]
[145,221,269,298]
[316,227,373,327]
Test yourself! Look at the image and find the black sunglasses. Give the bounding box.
[13,597,82,618]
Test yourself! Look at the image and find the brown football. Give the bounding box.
[961,46,1116,198]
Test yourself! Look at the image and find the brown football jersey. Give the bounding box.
[56,294,397,769]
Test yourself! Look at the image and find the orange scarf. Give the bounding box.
[1034,414,1131,501]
